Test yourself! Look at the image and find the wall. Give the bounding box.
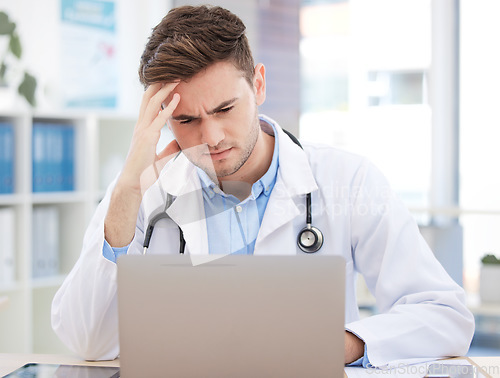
[257,0,301,136]
[0,0,170,115]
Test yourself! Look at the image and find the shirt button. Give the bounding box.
[213,187,221,194]
[235,205,243,213]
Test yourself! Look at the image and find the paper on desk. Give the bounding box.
[345,358,487,378]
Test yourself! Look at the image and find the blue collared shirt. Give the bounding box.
[103,116,279,260]
[197,122,278,255]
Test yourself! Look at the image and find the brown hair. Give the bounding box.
[138,5,255,88]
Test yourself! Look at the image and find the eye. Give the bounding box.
[180,119,193,125]
[218,106,233,114]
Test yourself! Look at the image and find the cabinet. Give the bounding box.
[0,111,134,353]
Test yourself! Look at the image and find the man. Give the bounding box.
[52,5,474,367]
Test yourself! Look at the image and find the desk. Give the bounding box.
[470,357,500,378]
[0,354,118,376]
[0,354,499,377]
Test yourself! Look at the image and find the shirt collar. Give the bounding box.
[254,116,279,198]
[197,168,219,199]
[196,115,279,200]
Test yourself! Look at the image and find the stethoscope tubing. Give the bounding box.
[143,130,323,254]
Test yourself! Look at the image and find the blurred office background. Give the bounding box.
[0,0,499,356]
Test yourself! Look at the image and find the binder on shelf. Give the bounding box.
[62,124,75,191]
[32,123,47,192]
[0,207,16,284]
[0,122,15,194]
[32,206,60,278]
[46,124,57,191]
[32,122,75,192]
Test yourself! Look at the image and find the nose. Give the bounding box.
[200,118,225,148]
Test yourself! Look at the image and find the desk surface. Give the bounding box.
[0,354,118,376]
[472,357,500,378]
[0,354,499,377]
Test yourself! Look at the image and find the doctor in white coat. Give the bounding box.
[51,4,474,368]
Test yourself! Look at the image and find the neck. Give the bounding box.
[219,129,275,200]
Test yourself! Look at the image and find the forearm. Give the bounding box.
[346,298,474,367]
[104,175,143,248]
[104,84,181,247]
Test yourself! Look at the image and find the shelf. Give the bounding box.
[0,194,25,206]
[0,111,132,353]
[0,282,23,293]
[470,304,500,317]
[1,193,88,206]
[467,294,500,317]
[469,305,500,317]
[31,192,87,204]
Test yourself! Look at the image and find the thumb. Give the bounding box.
[155,139,181,172]
[158,139,181,160]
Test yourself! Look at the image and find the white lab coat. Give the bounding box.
[51,116,474,367]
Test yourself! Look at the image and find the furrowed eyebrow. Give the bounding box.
[171,97,238,121]
[207,98,238,115]
[171,114,199,122]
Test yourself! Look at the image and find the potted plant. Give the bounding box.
[479,253,500,303]
[0,10,37,107]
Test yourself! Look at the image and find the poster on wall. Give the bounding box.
[60,0,118,108]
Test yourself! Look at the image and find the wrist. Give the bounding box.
[121,155,163,196]
[104,177,143,248]
[116,165,145,196]
[344,331,365,364]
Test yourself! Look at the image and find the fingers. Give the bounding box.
[141,82,180,128]
[155,139,182,174]
[162,93,180,117]
[146,92,180,137]
[124,81,181,196]
[138,83,162,120]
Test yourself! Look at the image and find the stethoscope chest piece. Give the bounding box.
[297,224,324,253]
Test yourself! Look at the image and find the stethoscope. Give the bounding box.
[143,129,324,255]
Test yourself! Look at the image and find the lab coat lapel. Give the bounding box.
[158,153,209,256]
[254,121,318,253]
[254,174,300,253]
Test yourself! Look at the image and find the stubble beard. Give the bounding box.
[192,115,261,182]
[215,119,260,178]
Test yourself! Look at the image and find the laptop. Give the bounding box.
[117,255,345,378]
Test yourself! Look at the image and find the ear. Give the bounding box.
[253,63,266,106]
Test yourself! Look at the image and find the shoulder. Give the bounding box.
[299,141,390,189]
[301,141,367,174]
[302,141,363,161]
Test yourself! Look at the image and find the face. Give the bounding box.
[166,61,266,182]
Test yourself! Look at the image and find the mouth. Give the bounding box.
[207,148,232,161]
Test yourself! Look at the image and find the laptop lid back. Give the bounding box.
[117,255,345,378]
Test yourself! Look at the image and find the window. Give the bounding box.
[301,0,500,304]
[300,0,432,210]
[460,0,500,295]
